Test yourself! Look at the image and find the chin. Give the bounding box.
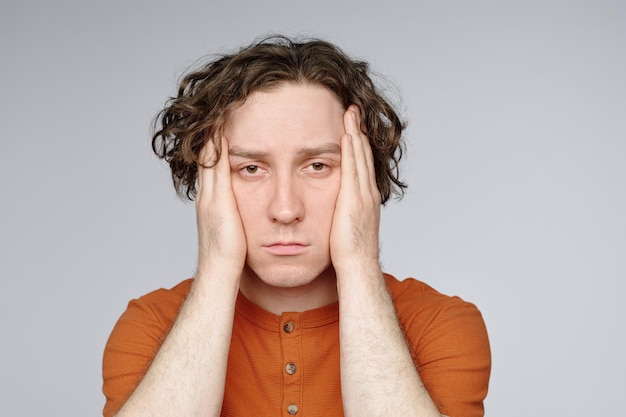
[244,262,335,289]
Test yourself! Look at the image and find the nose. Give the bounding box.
[267,172,304,224]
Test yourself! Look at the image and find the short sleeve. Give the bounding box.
[101,280,191,417]
[387,276,491,417]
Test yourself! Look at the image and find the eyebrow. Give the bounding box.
[228,146,268,159]
[229,143,341,159]
[297,143,341,157]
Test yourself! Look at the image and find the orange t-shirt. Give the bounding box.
[102,274,491,417]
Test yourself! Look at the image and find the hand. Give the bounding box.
[329,105,382,275]
[195,137,247,276]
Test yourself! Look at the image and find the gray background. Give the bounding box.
[1,0,624,416]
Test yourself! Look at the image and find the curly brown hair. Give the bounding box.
[152,35,407,204]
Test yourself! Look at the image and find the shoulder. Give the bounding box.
[384,273,486,331]
[383,273,491,378]
[127,278,194,322]
[105,278,194,351]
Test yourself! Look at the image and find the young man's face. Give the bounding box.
[224,83,344,294]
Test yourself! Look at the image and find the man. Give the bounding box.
[102,36,491,417]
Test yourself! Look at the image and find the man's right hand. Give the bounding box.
[195,137,247,276]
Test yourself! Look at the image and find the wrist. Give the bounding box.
[334,259,385,296]
[195,262,242,292]
[333,256,382,277]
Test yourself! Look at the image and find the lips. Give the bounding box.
[264,242,309,256]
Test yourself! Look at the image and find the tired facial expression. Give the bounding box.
[224,83,344,293]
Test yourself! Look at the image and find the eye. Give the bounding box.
[311,162,325,171]
[244,165,259,174]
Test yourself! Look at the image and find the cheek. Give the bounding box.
[307,180,340,225]
[231,180,260,227]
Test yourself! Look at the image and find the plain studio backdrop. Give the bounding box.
[1,1,624,415]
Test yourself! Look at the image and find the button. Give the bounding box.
[285,363,297,375]
[287,404,299,415]
[283,321,295,333]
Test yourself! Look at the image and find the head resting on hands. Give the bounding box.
[152,35,407,204]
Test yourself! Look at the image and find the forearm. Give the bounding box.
[113,267,240,417]
[337,263,441,417]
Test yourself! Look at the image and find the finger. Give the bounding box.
[214,136,233,195]
[197,138,219,204]
[340,133,358,195]
[347,105,378,194]
[344,106,371,194]
[343,105,363,141]
[353,108,377,189]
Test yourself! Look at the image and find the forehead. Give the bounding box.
[223,83,345,146]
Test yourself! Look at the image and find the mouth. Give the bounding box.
[264,243,309,256]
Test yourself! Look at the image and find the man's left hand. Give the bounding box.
[330,105,382,276]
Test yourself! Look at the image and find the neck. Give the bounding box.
[238,266,338,315]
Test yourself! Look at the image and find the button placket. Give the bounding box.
[280,314,302,416]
